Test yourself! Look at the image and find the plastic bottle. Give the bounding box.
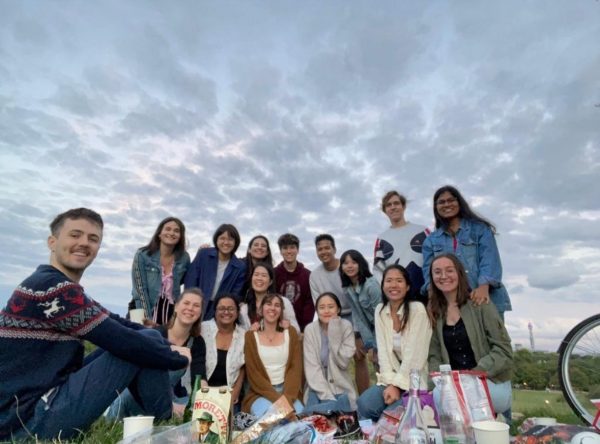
[395,369,430,444]
[437,364,472,444]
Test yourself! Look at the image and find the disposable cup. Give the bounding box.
[123,415,154,439]
[472,420,509,444]
[532,417,557,426]
[129,309,145,324]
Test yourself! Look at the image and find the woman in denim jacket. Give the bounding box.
[340,249,382,395]
[422,185,511,319]
[132,217,191,324]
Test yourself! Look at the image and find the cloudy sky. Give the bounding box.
[1,1,598,351]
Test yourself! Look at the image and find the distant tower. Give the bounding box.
[528,321,535,351]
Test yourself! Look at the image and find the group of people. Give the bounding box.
[0,185,514,441]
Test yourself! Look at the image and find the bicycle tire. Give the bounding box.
[557,313,600,425]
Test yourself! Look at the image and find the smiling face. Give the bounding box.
[382,268,410,304]
[215,296,238,328]
[260,296,282,324]
[249,236,269,261]
[251,265,272,294]
[316,294,339,324]
[175,291,203,326]
[341,255,359,281]
[48,217,102,281]
[216,231,235,257]
[435,191,460,221]
[316,239,336,265]
[280,244,298,264]
[159,220,181,247]
[384,194,406,225]
[431,257,459,295]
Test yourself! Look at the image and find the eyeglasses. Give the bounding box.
[436,197,457,206]
[216,306,237,313]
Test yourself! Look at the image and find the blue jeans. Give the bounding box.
[304,390,352,415]
[357,384,403,421]
[250,383,304,417]
[107,367,186,419]
[13,329,174,440]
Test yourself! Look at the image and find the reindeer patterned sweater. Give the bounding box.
[0,265,189,438]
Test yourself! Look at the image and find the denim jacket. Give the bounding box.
[421,219,512,314]
[343,276,382,350]
[132,248,191,318]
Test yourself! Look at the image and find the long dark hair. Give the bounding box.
[168,287,203,337]
[245,261,276,322]
[142,217,187,257]
[379,264,412,332]
[339,249,373,287]
[433,185,496,233]
[427,253,471,328]
[244,235,274,284]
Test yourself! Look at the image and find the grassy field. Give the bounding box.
[512,389,583,425]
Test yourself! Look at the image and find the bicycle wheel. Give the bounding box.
[557,314,600,425]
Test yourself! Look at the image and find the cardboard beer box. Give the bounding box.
[192,387,232,443]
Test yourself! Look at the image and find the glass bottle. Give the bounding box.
[437,365,472,444]
[184,374,201,422]
[395,369,430,444]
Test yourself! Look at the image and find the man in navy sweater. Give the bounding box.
[0,208,190,441]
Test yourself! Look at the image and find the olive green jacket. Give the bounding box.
[428,300,513,384]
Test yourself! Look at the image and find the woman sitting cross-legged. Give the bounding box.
[242,294,303,417]
[357,265,432,421]
[427,253,513,416]
[303,292,356,414]
[201,294,246,410]
[108,288,206,419]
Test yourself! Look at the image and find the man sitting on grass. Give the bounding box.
[0,208,191,441]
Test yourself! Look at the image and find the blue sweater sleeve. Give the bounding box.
[82,317,189,371]
[184,249,202,289]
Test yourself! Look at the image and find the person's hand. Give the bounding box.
[172,402,186,418]
[470,285,490,305]
[198,243,210,250]
[279,319,290,330]
[143,319,158,328]
[171,345,191,364]
[383,385,401,405]
[250,321,260,332]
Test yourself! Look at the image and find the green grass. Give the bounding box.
[512,389,583,426]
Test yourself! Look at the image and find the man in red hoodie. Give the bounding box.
[274,233,313,331]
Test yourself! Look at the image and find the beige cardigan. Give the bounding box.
[303,318,357,409]
[375,301,432,391]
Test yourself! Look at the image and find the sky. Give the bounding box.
[0,1,599,351]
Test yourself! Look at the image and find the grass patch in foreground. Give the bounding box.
[512,389,583,426]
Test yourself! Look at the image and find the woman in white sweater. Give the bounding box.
[357,265,432,421]
[303,292,356,414]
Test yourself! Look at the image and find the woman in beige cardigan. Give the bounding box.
[303,292,356,414]
[357,265,432,421]
[242,294,303,416]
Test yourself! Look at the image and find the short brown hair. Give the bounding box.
[381,191,407,212]
[50,208,104,236]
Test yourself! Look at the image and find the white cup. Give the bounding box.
[129,309,145,324]
[472,420,509,444]
[123,415,154,439]
[532,417,557,426]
